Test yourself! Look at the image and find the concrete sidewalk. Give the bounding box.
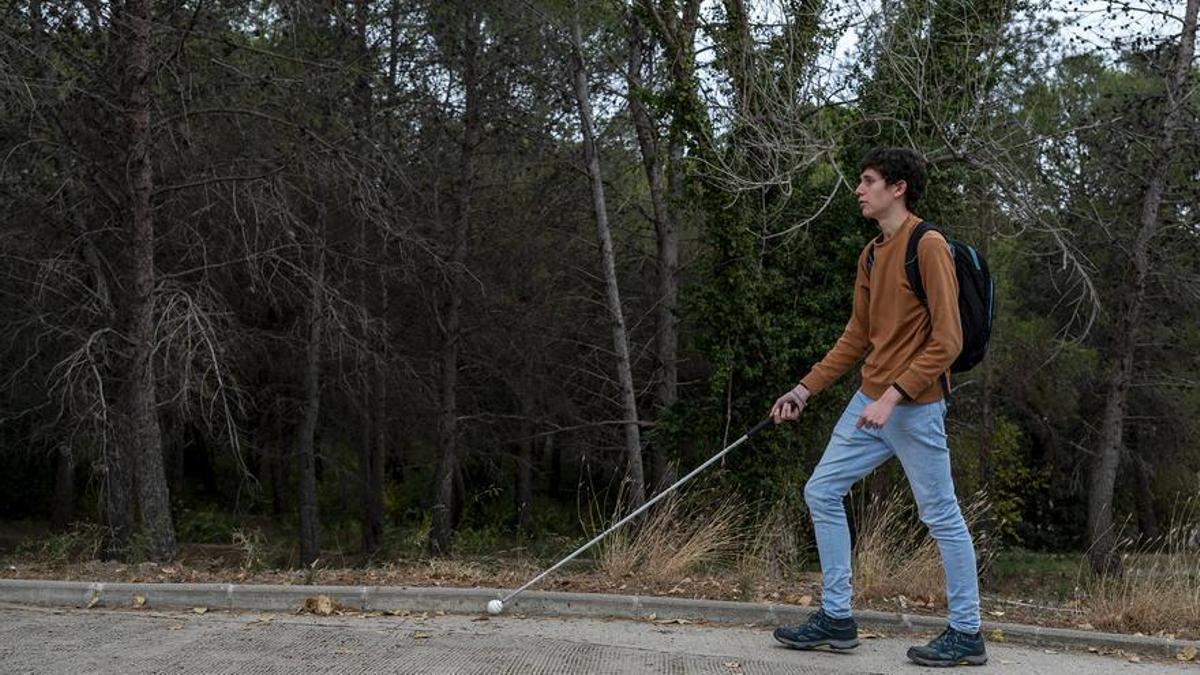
[2,602,1192,674]
[1,578,1196,662]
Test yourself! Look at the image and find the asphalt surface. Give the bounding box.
[0,603,1188,674]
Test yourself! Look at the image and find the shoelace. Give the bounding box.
[930,627,960,650]
[810,610,837,629]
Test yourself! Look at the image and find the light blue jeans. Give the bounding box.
[804,389,981,633]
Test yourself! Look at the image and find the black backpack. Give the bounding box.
[867,221,994,375]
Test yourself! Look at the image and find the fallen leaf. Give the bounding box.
[193,607,208,614]
[1178,645,1197,662]
[303,595,336,616]
[1043,649,1058,654]
[434,610,446,616]
[987,610,1005,617]
[167,624,184,631]
[797,595,812,607]
[1128,655,1141,663]
[1075,622,1094,630]
[647,613,657,621]
[654,618,692,625]
[133,595,146,608]
[1088,647,1098,653]
[86,595,100,609]
[412,632,431,640]
[989,629,1004,643]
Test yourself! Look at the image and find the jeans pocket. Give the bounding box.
[929,401,949,441]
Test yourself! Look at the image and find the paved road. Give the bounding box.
[0,604,1186,673]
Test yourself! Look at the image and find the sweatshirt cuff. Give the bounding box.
[799,374,822,397]
[894,372,926,401]
[891,383,913,402]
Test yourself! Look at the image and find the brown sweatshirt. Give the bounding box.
[800,214,962,404]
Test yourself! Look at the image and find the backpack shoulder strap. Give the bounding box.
[906,220,939,305]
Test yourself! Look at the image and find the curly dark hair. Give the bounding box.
[858,147,927,211]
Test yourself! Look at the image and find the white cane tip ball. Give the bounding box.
[487,600,503,615]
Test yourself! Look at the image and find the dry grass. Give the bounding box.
[852,489,994,605]
[736,497,809,583]
[16,522,106,565]
[597,491,745,582]
[1083,502,1200,635]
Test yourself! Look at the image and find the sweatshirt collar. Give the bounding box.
[874,213,921,248]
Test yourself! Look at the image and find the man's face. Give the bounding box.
[855,167,905,220]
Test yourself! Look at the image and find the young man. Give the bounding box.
[769,147,986,667]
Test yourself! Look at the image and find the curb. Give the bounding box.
[1,578,1195,660]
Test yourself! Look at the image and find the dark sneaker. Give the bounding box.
[773,609,860,651]
[906,626,988,667]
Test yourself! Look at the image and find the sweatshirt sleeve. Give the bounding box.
[892,233,962,398]
[799,246,872,396]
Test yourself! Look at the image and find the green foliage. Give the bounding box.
[15,522,106,566]
[674,160,864,507]
[176,505,241,545]
[951,416,1040,545]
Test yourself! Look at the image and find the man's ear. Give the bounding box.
[893,179,907,198]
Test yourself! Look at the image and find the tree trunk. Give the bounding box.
[298,250,325,566]
[367,346,387,549]
[1133,462,1160,543]
[516,393,535,533]
[980,234,995,489]
[1088,0,1198,577]
[571,0,645,508]
[430,5,482,556]
[358,389,376,552]
[348,0,387,556]
[718,0,756,121]
[124,0,175,562]
[640,0,703,488]
[1090,345,1132,576]
[546,431,561,497]
[103,439,134,560]
[626,10,677,490]
[363,277,388,554]
[359,300,386,555]
[270,412,288,517]
[52,445,75,531]
[660,3,701,438]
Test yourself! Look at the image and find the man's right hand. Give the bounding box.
[770,384,810,424]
